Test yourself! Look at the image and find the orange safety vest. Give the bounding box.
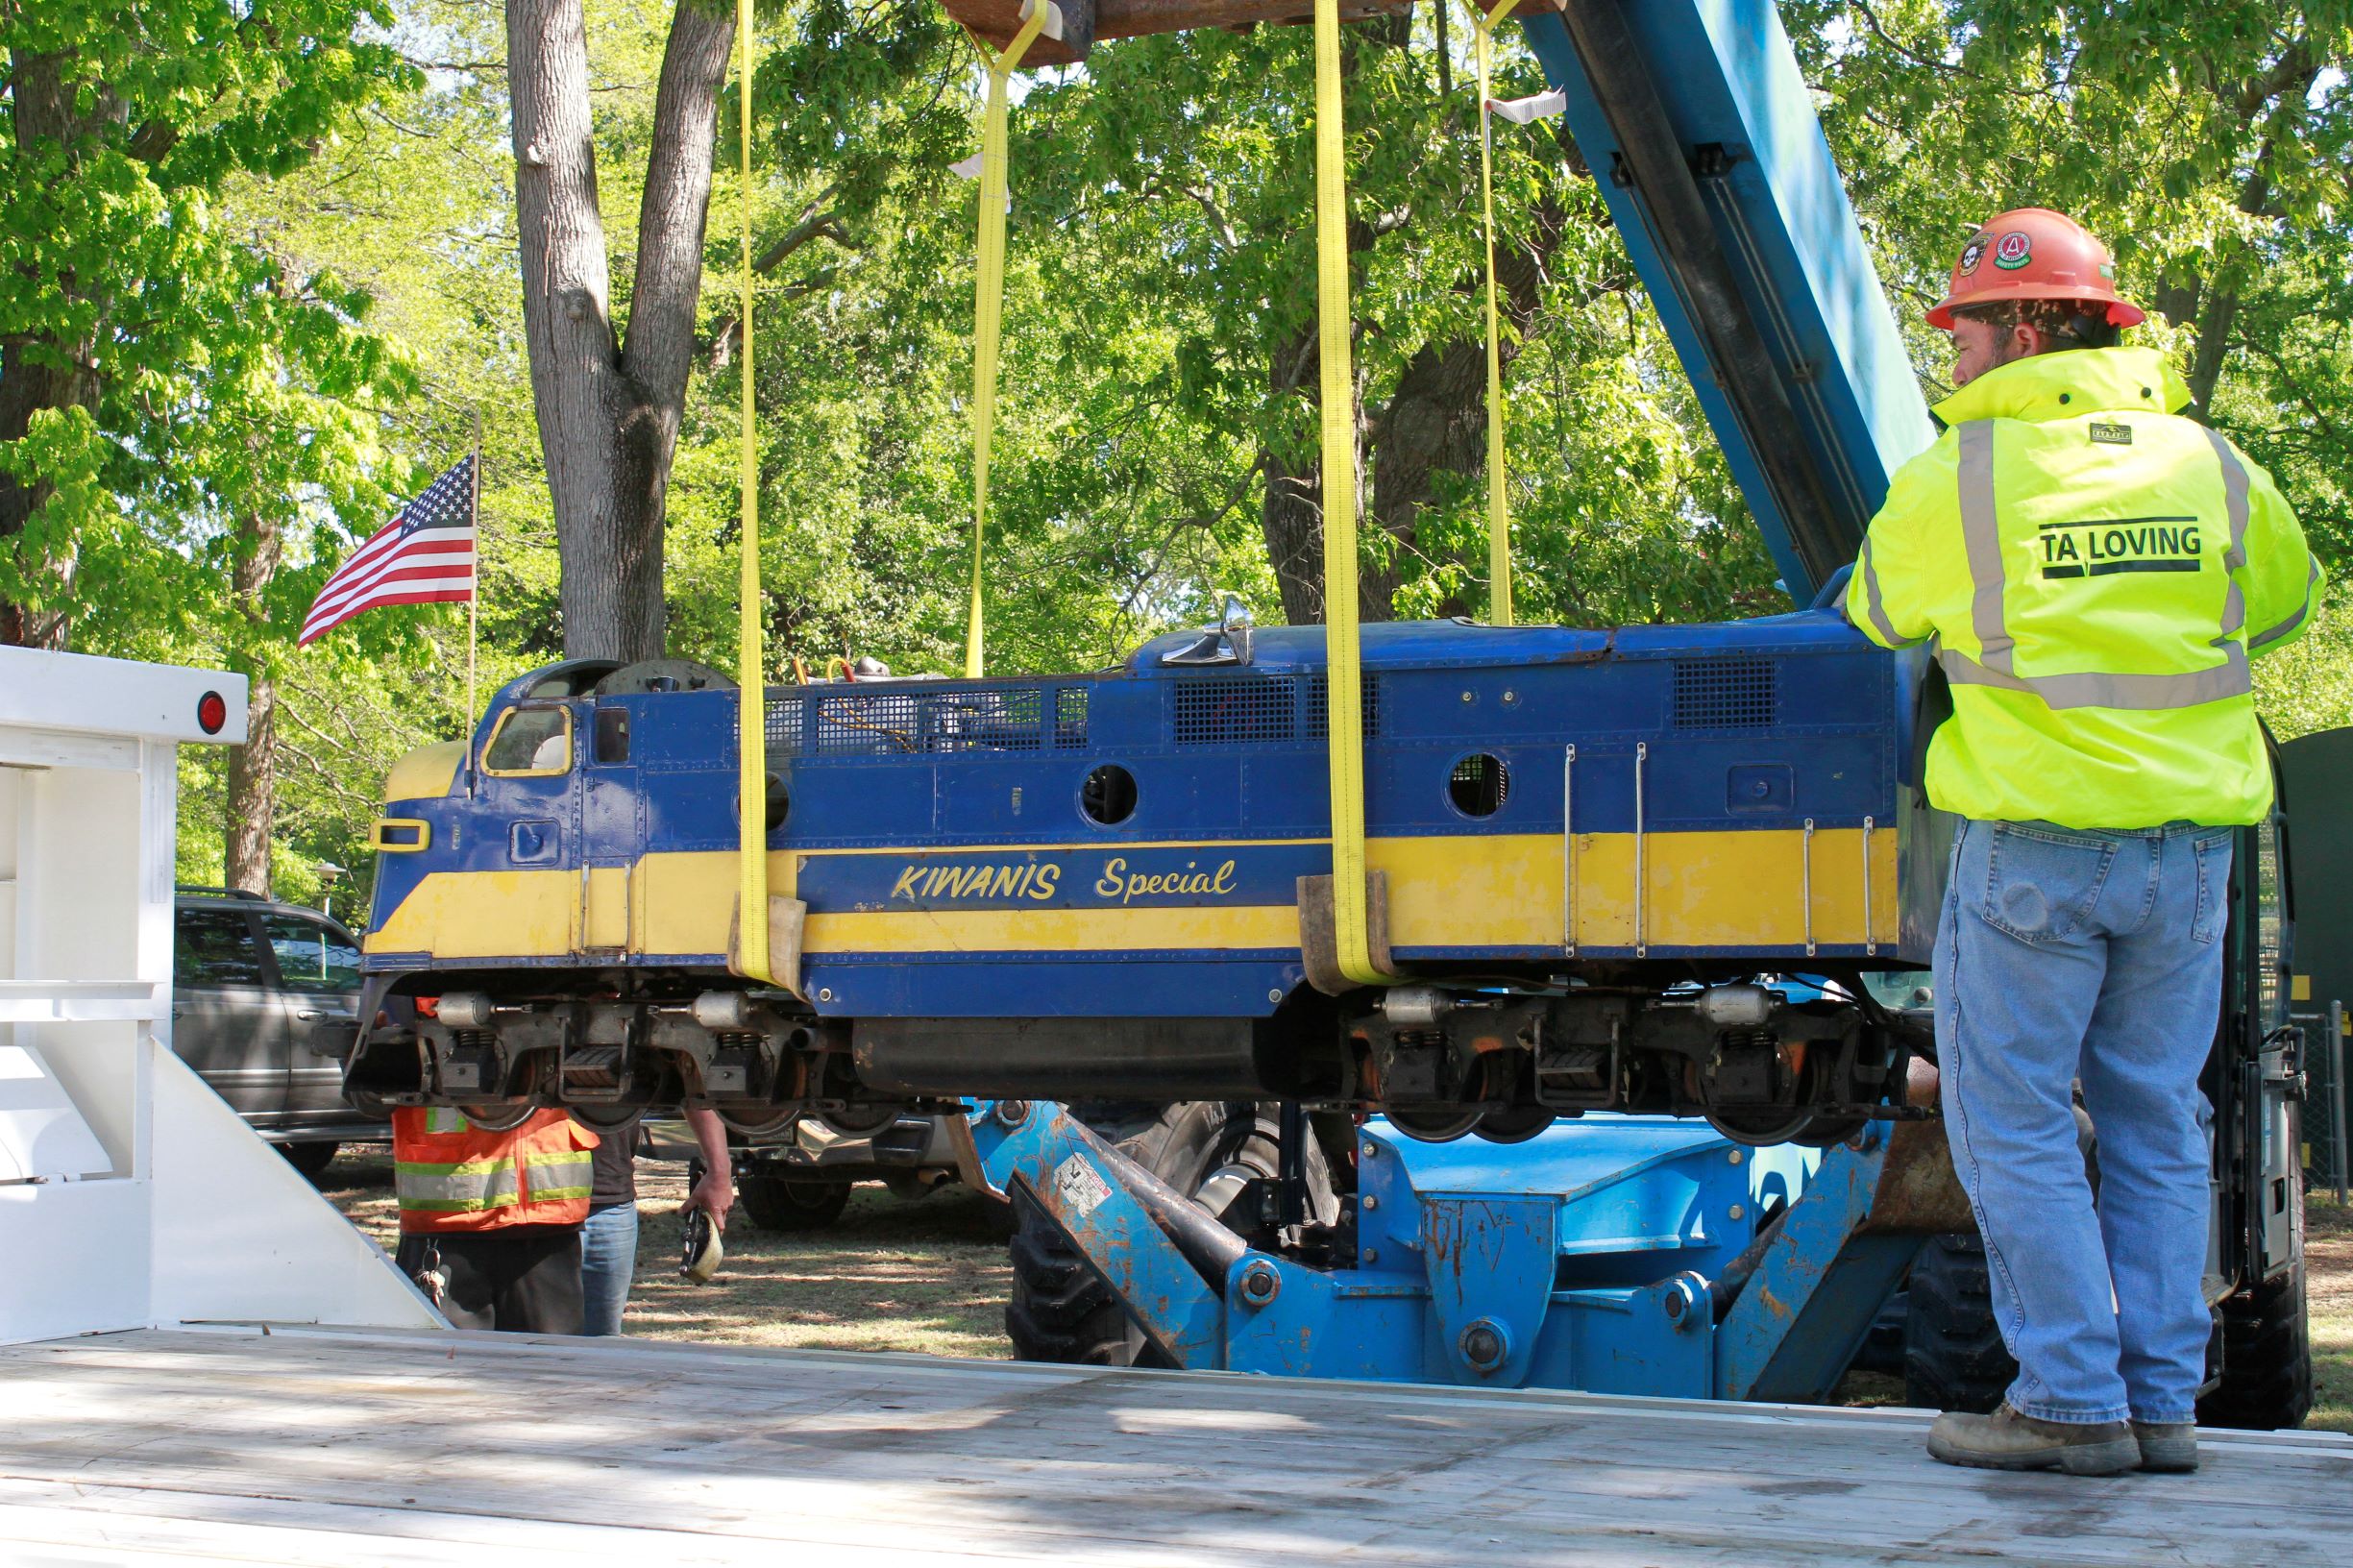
[391,1107,599,1234]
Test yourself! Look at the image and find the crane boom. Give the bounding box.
[1522,0,1936,602]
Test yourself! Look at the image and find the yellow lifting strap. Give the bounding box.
[962,0,1057,678]
[733,0,773,983]
[1469,0,1521,625]
[1311,0,1393,987]
[729,0,776,979]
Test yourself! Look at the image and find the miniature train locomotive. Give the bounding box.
[346,610,1941,1147]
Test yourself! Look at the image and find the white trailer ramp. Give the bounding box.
[3,1324,2346,1566]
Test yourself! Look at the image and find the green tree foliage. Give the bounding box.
[0,2,418,638]
[724,4,1779,687]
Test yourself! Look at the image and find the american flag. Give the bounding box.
[299,455,477,646]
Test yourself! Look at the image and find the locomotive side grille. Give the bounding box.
[813,690,926,753]
[1054,686,1091,749]
[764,686,1052,756]
[1673,656,1777,731]
[764,697,803,755]
[1173,677,1296,747]
[923,688,1044,753]
[1304,674,1382,741]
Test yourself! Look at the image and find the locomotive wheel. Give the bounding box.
[454,1101,536,1133]
[567,1103,645,1134]
[1472,1106,1556,1144]
[1385,1107,1483,1143]
[716,1105,800,1138]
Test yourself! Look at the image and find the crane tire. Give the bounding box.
[1901,1232,2014,1414]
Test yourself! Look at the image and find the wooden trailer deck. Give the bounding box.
[3,1324,2348,1565]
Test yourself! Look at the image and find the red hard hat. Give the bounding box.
[1925,208,2145,331]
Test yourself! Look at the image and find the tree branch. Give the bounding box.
[619,0,735,402]
[753,188,848,274]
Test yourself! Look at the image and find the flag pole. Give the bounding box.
[467,411,481,771]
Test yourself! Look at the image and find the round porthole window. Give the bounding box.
[1449,753,1509,818]
[1081,763,1138,826]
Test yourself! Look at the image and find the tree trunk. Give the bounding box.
[506,0,732,663]
[223,666,278,894]
[2185,158,2273,421]
[0,49,118,649]
[223,506,283,895]
[1365,337,1483,619]
[1360,198,1565,620]
[1259,327,1330,625]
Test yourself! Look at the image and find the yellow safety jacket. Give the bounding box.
[392,1107,598,1234]
[1844,346,2322,828]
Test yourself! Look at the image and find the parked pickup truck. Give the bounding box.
[171,889,381,1178]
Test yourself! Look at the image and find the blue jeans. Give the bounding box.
[1935,818,2230,1425]
[578,1201,639,1336]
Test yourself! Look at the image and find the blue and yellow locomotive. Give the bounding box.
[348,613,1938,1145]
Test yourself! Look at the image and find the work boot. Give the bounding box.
[1925,1406,2138,1475]
[2131,1421,2199,1473]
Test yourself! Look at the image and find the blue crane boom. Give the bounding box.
[1524,0,1935,600]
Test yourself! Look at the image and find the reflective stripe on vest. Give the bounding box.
[396,1154,523,1213]
[519,1147,594,1202]
[1938,418,2254,711]
[1848,532,1924,649]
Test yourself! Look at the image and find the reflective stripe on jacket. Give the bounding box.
[1843,346,2322,827]
[392,1106,598,1234]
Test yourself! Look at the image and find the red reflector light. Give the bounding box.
[196,691,227,735]
[414,996,441,1019]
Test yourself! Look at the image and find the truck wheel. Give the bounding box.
[2199,1184,2313,1430]
[1901,1232,2015,1414]
[278,1140,339,1183]
[737,1173,852,1232]
[1004,1102,1331,1368]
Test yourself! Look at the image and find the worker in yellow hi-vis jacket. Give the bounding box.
[1844,208,2323,1478]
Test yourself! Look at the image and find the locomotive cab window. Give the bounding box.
[483,705,574,776]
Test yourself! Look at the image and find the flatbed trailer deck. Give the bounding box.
[6,1326,2348,1565]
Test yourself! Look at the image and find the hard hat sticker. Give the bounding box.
[1957,233,1990,275]
[1994,231,2033,270]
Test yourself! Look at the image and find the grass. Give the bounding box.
[322,1146,2351,1430]
[2307,1192,2350,1433]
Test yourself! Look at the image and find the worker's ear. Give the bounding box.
[2006,320,2046,363]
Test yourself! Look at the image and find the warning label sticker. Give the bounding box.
[1053,1153,1115,1219]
